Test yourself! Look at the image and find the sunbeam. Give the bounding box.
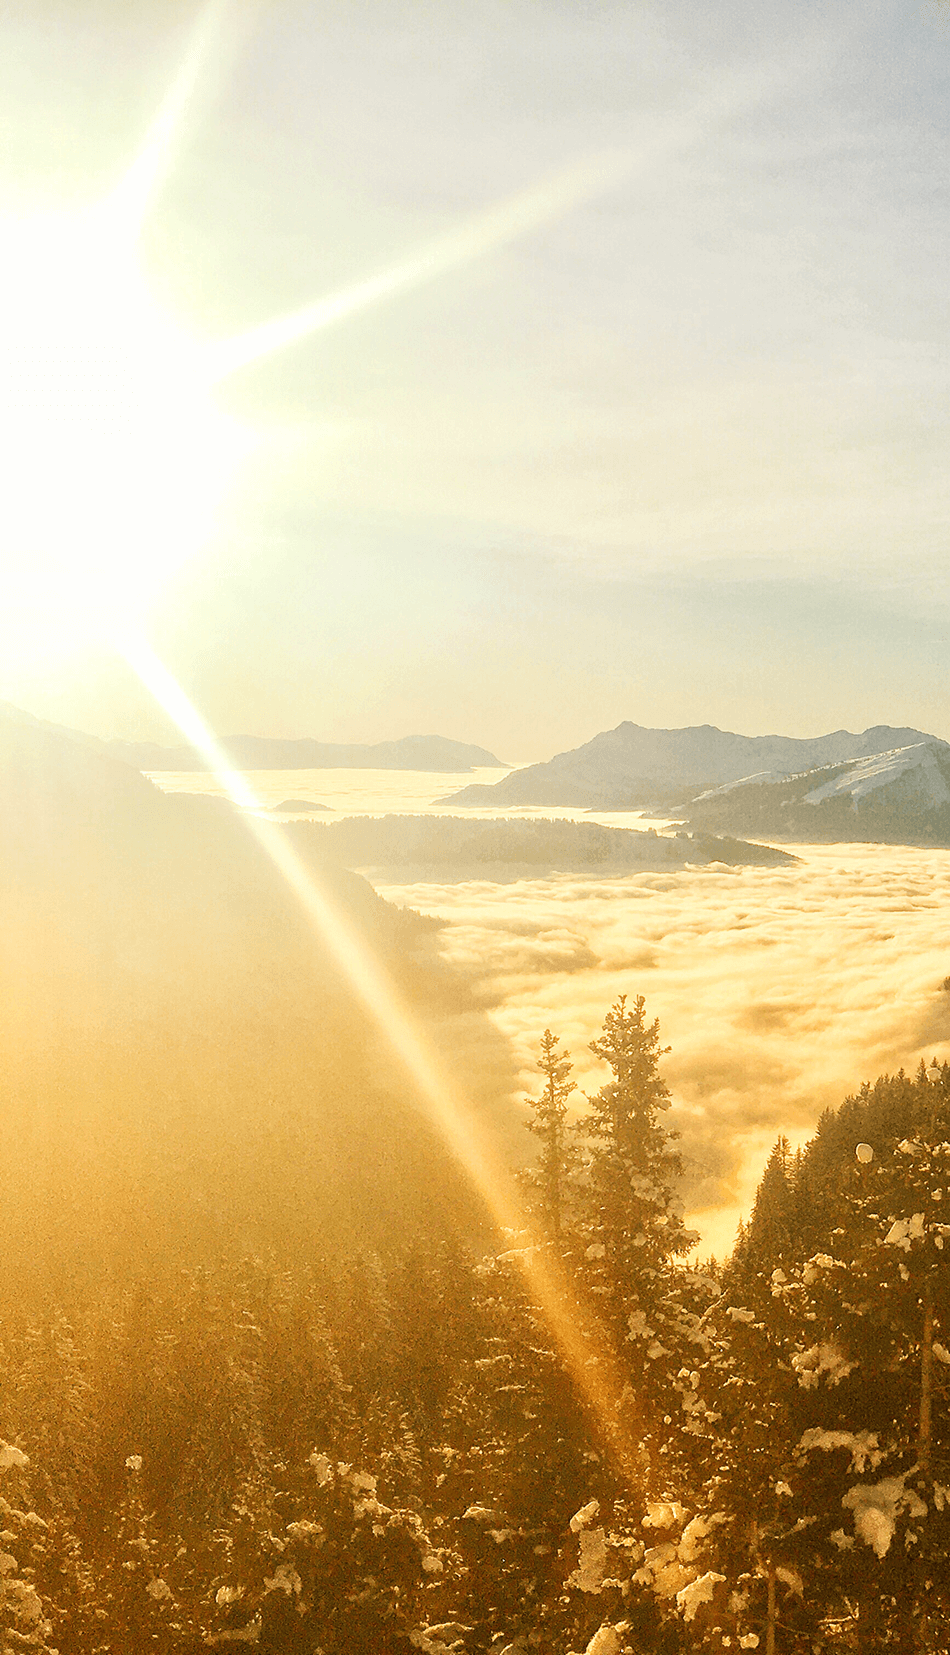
[121,627,652,1485]
[208,149,637,381]
[206,60,800,384]
[0,8,797,1497]
[105,0,233,241]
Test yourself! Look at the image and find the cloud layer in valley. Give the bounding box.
[379,843,950,1256]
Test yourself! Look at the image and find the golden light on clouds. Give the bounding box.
[375,847,950,1257]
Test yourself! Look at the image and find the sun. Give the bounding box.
[0,202,254,668]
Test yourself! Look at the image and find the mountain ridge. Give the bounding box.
[0,705,503,773]
[441,721,947,809]
[683,740,950,844]
[105,732,503,772]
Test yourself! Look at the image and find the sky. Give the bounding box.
[1,1,949,756]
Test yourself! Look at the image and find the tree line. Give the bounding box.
[1,1003,948,1652]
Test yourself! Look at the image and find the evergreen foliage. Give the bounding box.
[5,997,950,1649]
[522,1029,577,1238]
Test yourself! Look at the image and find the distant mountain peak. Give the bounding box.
[439,720,947,811]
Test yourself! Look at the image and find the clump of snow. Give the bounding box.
[798,1429,881,1472]
[307,1451,333,1485]
[678,1513,724,1561]
[726,1307,756,1324]
[775,1565,803,1596]
[739,1635,760,1648]
[801,1251,844,1284]
[125,1454,143,1472]
[285,1520,321,1540]
[841,1473,927,1558]
[0,1442,28,1472]
[933,1342,950,1365]
[209,1618,261,1645]
[884,1213,926,1250]
[146,1578,173,1602]
[412,1622,473,1653]
[642,1500,686,1529]
[791,1342,856,1388]
[584,1624,624,1655]
[263,1564,302,1596]
[569,1528,608,1593]
[570,1498,600,1532]
[676,1571,726,1621]
[644,1554,694,1600]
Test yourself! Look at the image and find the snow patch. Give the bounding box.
[798,1429,881,1472]
[842,1473,926,1559]
[676,1571,726,1621]
[803,744,950,809]
[569,1528,608,1593]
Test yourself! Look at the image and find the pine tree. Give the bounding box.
[582,995,693,1320]
[725,1136,796,1309]
[569,996,713,1510]
[523,1029,577,1239]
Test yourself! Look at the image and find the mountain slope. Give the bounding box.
[0,708,511,1292]
[105,732,503,771]
[684,741,950,844]
[441,722,944,809]
[308,813,795,877]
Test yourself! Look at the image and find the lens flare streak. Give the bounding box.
[121,630,650,1483]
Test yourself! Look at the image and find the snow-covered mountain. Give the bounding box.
[685,741,950,843]
[441,722,945,810]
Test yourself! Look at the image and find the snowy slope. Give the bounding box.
[685,741,950,843]
[803,744,950,808]
[442,722,944,809]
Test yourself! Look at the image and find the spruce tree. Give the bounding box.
[582,995,692,1317]
[523,1029,576,1239]
[574,996,710,1501]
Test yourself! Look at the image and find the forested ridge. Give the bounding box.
[3,1004,948,1654]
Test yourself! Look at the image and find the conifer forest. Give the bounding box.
[3,991,948,1655]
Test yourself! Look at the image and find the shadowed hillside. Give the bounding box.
[300,812,795,877]
[0,712,514,1299]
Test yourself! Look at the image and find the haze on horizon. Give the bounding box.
[1,1,949,757]
[2,0,950,1250]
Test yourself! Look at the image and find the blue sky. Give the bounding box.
[2,0,949,754]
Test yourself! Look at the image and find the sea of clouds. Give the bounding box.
[152,769,950,1258]
[377,844,950,1257]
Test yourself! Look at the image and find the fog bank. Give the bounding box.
[378,844,950,1256]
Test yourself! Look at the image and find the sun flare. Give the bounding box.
[0,7,666,1493]
[0,205,254,666]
